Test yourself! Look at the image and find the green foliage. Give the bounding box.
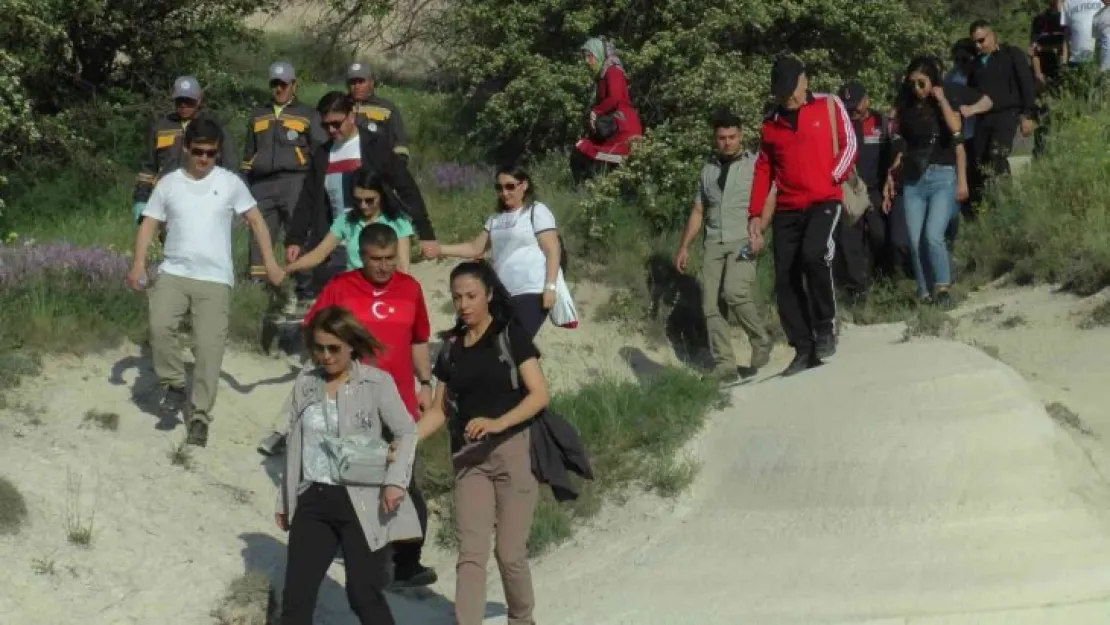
[958,82,1110,296]
[0,475,29,536]
[438,0,949,234]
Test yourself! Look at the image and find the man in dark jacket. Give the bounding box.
[241,62,327,303]
[834,81,893,300]
[131,76,235,223]
[347,62,411,162]
[966,19,1037,206]
[285,91,436,305]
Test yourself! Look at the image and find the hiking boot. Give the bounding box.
[257,431,287,457]
[934,290,954,310]
[815,332,837,360]
[186,418,209,447]
[750,344,772,370]
[782,348,819,377]
[717,371,748,389]
[158,385,188,419]
[389,565,438,589]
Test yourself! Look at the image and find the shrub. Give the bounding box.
[0,476,29,535]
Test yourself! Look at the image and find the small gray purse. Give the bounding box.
[315,377,391,486]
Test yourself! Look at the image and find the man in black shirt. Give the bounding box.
[966,19,1037,208]
[1030,1,1068,156]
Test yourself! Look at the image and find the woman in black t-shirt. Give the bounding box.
[884,56,989,309]
[416,260,550,625]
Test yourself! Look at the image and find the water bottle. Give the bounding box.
[737,242,754,261]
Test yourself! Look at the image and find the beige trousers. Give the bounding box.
[700,240,772,370]
[453,428,538,625]
[147,273,230,422]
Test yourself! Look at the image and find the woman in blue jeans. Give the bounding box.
[883,56,990,309]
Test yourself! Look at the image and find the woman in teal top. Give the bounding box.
[283,167,415,276]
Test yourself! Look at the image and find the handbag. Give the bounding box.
[549,270,579,329]
[313,378,391,486]
[827,96,871,225]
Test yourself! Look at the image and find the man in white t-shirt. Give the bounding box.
[1092,0,1110,70]
[127,118,283,447]
[1063,0,1104,64]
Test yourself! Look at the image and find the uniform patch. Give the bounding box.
[286,130,299,141]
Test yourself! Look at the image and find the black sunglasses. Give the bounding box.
[190,147,218,158]
[321,119,345,130]
[355,196,380,206]
[494,182,519,192]
[312,342,344,355]
[974,37,987,45]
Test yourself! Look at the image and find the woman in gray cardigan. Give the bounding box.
[275,305,421,625]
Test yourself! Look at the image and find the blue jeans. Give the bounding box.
[902,165,958,297]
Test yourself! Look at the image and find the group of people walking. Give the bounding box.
[676,15,1057,383]
[124,49,595,623]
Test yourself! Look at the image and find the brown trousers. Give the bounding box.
[453,428,538,625]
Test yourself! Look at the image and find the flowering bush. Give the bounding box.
[0,239,132,288]
[427,162,493,192]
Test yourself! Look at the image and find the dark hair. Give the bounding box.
[303,305,383,361]
[896,56,945,112]
[346,167,403,224]
[969,19,992,35]
[443,260,520,338]
[951,38,977,74]
[710,109,743,130]
[317,90,354,116]
[184,118,223,147]
[494,164,536,211]
[357,222,399,250]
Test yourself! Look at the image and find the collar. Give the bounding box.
[772,91,816,120]
[359,271,395,293]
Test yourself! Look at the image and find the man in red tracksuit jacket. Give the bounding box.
[747,56,858,377]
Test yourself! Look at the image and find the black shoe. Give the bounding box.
[750,345,772,370]
[158,385,187,418]
[257,431,286,457]
[186,419,209,447]
[815,333,837,360]
[782,348,819,377]
[934,290,954,310]
[717,372,747,389]
[389,565,438,589]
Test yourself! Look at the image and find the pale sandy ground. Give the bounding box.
[4,262,1110,622]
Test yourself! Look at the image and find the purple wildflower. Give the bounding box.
[428,162,491,192]
[0,239,132,288]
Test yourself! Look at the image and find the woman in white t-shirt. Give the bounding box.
[436,166,563,338]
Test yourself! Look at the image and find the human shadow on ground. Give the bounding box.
[618,346,669,382]
[108,343,189,431]
[220,367,300,395]
[645,253,712,369]
[238,531,504,623]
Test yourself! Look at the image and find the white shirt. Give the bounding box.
[143,167,257,287]
[1063,0,1104,61]
[483,202,558,297]
[1094,5,1110,70]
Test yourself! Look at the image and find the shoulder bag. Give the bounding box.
[827,97,871,225]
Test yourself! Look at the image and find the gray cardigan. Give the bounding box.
[275,361,421,551]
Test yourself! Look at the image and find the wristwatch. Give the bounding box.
[544,282,557,292]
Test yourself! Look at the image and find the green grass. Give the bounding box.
[210,570,275,625]
[0,476,29,536]
[421,367,725,555]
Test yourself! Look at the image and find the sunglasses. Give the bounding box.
[974,37,987,45]
[908,79,928,89]
[312,342,345,355]
[355,196,380,206]
[321,119,345,131]
[494,182,519,192]
[190,148,219,158]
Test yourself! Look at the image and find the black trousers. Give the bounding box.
[391,457,428,576]
[772,202,842,351]
[969,110,1020,208]
[510,293,547,339]
[281,483,394,625]
[569,149,618,186]
[834,190,888,294]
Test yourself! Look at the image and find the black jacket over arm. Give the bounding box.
[286,126,435,247]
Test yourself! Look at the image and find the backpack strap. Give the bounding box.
[497,329,520,391]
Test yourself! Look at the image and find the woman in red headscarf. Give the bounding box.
[570,37,643,185]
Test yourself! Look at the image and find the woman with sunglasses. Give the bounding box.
[432,166,563,338]
[276,166,415,280]
[276,304,420,625]
[883,56,990,309]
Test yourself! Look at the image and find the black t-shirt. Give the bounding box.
[1031,10,1066,79]
[894,83,980,168]
[433,320,539,451]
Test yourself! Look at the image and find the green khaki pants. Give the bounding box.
[148,273,231,423]
[699,240,772,370]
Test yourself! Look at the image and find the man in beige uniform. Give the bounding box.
[675,110,773,388]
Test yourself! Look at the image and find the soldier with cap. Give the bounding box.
[241,61,327,304]
[833,80,895,301]
[346,61,411,161]
[131,76,235,224]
